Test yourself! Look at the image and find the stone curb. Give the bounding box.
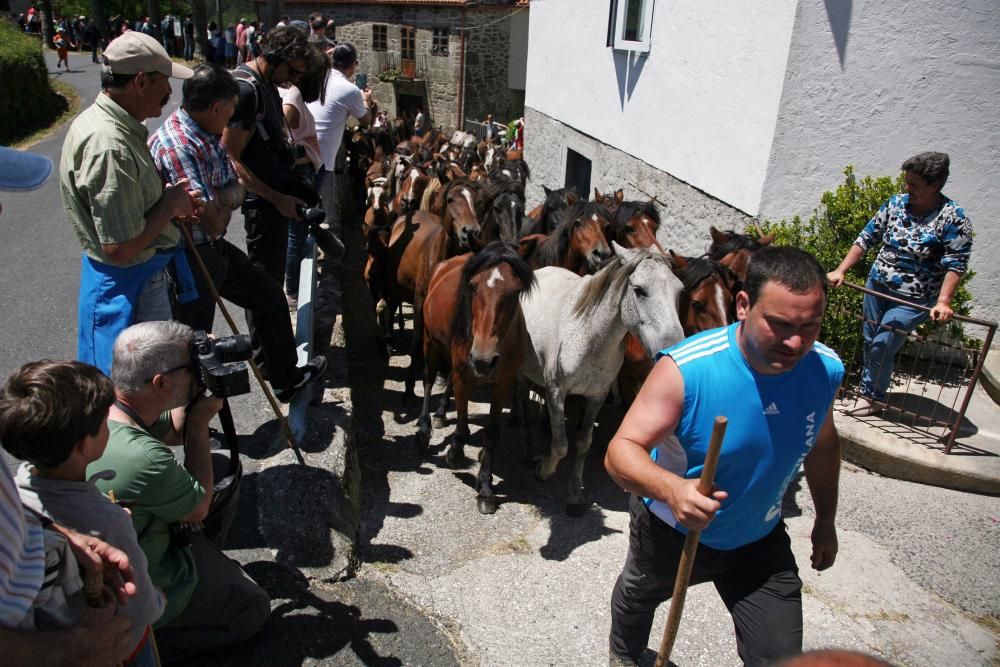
[979,346,1000,406]
[835,414,1000,496]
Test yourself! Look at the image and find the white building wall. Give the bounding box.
[524,0,798,214]
[759,0,1000,324]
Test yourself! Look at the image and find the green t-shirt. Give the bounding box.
[88,414,205,626]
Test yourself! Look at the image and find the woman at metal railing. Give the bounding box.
[826,152,973,416]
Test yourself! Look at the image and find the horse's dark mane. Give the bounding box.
[478,179,525,214]
[572,248,671,317]
[533,200,609,268]
[708,231,764,259]
[675,256,726,294]
[450,241,536,345]
[614,201,660,228]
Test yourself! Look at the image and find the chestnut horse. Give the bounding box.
[389,178,483,398]
[418,241,536,514]
[605,200,663,252]
[670,252,737,335]
[393,163,431,216]
[707,223,774,285]
[521,201,613,276]
[593,187,624,215]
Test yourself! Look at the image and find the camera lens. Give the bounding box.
[212,335,253,363]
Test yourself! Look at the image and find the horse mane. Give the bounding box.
[674,256,726,294]
[708,230,764,260]
[477,179,525,216]
[572,248,670,318]
[450,241,536,345]
[532,200,607,268]
[614,200,660,228]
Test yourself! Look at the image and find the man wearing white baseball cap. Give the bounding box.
[61,31,202,374]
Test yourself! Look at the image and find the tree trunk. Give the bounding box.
[147,0,162,41]
[191,0,209,63]
[90,0,109,41]
[262,0,284,31]
[40,0,55,46]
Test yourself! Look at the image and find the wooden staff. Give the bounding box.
[654,415,728,667]
[178,224,300,458]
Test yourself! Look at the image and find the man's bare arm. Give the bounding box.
[803,402,841,570]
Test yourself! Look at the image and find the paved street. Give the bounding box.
[0,50,996,666]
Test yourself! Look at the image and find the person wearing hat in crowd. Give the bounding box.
[53,28,73,71]
[0,145,139,667]
[60,31,202,375]
[307,41,372,252]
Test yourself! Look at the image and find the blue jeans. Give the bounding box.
[861,280,931,401]
[132,269,173,323]
[284,219,308,296]
[183,34,193,60]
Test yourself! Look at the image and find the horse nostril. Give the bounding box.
[473,355,499,376]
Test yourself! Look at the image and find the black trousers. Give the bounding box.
[243,198,290,286]
[609,495,803,666]
[174,239,301,390]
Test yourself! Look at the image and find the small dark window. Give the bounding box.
[432,27,449,56]
[372,24,387,52]
[565,149,592,201]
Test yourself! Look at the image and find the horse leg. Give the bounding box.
[446,370,469,468]
[404,299,424,401]
[415,342,438,452]
[535,385,567,481]
[565,397,603,517]
[476,378,511,515]
[432,376,451,429]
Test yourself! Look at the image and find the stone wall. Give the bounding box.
[464,11,522,124]
[523,107,749,258]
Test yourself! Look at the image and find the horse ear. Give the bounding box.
[593,187,603,200]
[542,185,552,196]
[612,240,638,261]
[709,226,727,244]
[518,236,540,258]
[566,190,580,205]
[669,249,688,269]
[757,233,775,245]
[615,189,624,204]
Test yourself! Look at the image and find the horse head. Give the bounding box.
[452,241,535,378]
[441,179,482,249]
[566,201,613,272]
[395,163,430,215]
[670,252,736,336]
[594,187,625,215]
[707,225,773,284]
[613,243,686,355]
[479,180,525,243]
[609,200,663,253]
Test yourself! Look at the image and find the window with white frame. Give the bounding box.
[607,0,655,53]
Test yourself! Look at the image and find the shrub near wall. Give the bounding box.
[0,20,67,145]
[760,166,976,357]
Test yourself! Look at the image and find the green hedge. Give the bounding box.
[0,21,67,145]
[759,166,977,357]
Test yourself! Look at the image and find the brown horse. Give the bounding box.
[390,178,483,398]
[421,157,468,213]
[521,201,613,275]
[707,223,774,284]
[605,200,663,253]
[593,187,624,215]
[418,241,536,514]
[392,163,431,216]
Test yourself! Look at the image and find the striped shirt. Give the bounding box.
[149,108,237,244]
[60,93,179,267]
[0,466,44,628]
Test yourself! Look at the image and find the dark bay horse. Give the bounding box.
[521,201,613,276]
[707,223,774,284]
[390,178,483,398]
[418,241,536,514]
[522,185,578,236]
[478,179,525,243]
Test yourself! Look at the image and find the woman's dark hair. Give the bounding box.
[299,35,332,104]
[902,151,950,188]
[182,64,240,112]
[0,361,115,468]
[263,24,311,64]
[744,246,828,306]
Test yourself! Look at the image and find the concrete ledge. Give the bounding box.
[979,346,1000,406]
[835,415,1000,496]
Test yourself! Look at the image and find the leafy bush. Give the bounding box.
[0,21,67,145]
[759,166,977,358]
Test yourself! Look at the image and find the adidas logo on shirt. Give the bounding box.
[763,402,780,416]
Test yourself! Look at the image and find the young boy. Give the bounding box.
[54,29,72,70]
[0,360,165,666]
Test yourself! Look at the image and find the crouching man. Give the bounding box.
[89,321,269,661]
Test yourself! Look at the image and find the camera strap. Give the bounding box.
[113,399,151,433]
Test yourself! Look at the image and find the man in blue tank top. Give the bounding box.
[606,246,845,666]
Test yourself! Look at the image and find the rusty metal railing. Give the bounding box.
[831,282,996,454]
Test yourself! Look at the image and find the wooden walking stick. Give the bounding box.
[178,224,302,461]
[654,415,728,667]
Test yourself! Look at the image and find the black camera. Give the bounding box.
[192,330,252,398]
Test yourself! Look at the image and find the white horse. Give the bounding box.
[519,244,685,515]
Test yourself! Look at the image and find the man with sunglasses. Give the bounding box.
[90,321,270,661]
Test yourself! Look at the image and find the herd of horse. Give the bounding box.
[341,126,776,516]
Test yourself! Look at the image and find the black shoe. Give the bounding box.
[275,356,328,403]
[314,225,345,262]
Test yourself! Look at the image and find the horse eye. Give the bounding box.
[634,286,648,298]
[624,226,635,234]
[692,301,706,313]
[447,196,454,203]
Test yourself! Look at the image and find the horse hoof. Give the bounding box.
[431,415,447,429]
[445,447,465,468]
[477,496,498,515]
[415,430,430,452]
[566,502,590,518]
[533,459,553,481]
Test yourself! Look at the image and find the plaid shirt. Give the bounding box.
[149,109,237,244]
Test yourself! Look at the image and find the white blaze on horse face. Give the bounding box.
[461,188,476,216]
[715,282,729,325]
[486,266,504,289]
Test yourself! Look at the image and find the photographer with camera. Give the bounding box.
[150,63,327,402]
[88,321,269,661]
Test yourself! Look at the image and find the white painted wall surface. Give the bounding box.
[508,8,529,91]
[524,0,797,214]
[759,0,1000,324]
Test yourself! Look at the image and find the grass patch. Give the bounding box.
[12,77,81,149]
[865,609,911,623]
[494,536,533,555]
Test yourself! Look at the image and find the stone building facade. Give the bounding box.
[268,0,528,133]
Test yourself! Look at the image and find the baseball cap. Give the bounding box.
[103,31,193,79]
[0,146,53,191]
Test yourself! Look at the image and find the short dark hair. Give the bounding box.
[902,151,950,188]
[100,56,136,90]
[263,24,311,64]
[332,43,358,70]
[743,246,828,306]
[183,64,239,112]
[311,16,326,32]
[0,361,115,468]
